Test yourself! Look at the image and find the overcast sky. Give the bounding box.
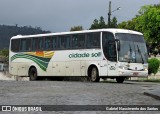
[0,0,159,32]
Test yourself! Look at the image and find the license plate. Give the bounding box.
[133,72,139,76]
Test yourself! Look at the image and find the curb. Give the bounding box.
[144,90,160,100]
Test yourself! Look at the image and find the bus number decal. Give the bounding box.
[110,66,116,70]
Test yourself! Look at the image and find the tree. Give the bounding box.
[134,4,160,55]
[90,16,107,29]
[90,19,99,29]
[135,4,160,44]
[110,17,118,28]
[90,16,118,29]
[70,26,83,31]
[1,49,9,57]
[98,16,107,28]
[118,3,160,53]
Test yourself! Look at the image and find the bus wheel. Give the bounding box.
[116,77,125,83]
[29,67,38,81]
[90,67,100,82]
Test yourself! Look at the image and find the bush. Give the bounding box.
[148,58,160,75]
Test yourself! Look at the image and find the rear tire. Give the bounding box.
[116,77,125,83]
[29,67,38,81]
[90,67,100,82]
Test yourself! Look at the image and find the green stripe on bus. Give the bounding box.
[11,53,52,71]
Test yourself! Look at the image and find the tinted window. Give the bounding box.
[72,34,85,49]
[86,32,100,48]
[102,32,117,61]
[32,38,38,51]
[45,36,53,50]
[65,35,72,49]
[38,37,44,50]
[20,39,31,51]
[11,39,20,52]
[52,36,58,49]
[57,35,72,50]
[32,37,44,51]
[58,36,66,49]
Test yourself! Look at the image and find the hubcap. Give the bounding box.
[91,68,97,81]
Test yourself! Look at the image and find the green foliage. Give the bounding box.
[70,26,83,31]
[118,4,160,46]
[90,16,107,29]
[1,49,9,57]
[148,58,160,75]
[135,5,160,43]
[90,16,118,29]
[118,18,137,31]
[110,17,118,28]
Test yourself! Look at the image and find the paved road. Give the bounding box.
[0,80,159,114]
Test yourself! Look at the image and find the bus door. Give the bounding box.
[102,32,118,76]
[107,41,117,76]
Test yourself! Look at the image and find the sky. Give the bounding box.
[0,0,159,32]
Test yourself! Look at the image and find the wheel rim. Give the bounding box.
[30,71,37,80]
[91,68,97,81]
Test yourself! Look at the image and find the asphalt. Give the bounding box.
[1,71,160,101]
[144,88,160,100]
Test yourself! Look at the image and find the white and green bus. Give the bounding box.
[9,29,148,83]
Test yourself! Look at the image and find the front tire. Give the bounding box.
[116,77,125,83]
[29,67,38,81]
[90,67,100,82]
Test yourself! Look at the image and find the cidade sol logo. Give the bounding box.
[69,53,90,58]
[69,52,101,58]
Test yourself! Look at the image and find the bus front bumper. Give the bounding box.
[118,69,148,77]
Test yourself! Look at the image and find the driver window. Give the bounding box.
[102,32,117,61]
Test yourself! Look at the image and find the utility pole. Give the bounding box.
[108,1,121,28]
[108,1,111,27]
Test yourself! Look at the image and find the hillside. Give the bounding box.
[0,25,50,49]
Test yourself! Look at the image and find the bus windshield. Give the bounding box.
[115,33,148,63]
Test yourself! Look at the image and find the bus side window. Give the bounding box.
[11,39,20,52]
[78,34,85,49]
[58,36,65,49]
[52,36,57,50]
[87,32,100,48]
[32,38,38,51]
[45,37,53,50]
[72,34,85,49]
[72,35,78,49]
[26,39,31,51]
[38,37,44,50]
[20,39,31,51]
[66,35,72,49]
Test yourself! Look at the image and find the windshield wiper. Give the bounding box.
[137,45,144,64]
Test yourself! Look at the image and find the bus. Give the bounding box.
[9,29,148,83]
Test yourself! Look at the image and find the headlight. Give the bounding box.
[143,65,148,71]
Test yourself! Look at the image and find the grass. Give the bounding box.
[135,77,160,82]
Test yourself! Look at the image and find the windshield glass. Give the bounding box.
[116,33,148,63]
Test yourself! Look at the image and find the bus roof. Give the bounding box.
[11,28,143,39]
